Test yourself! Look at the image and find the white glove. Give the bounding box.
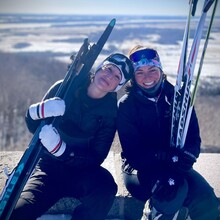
[39,124,66,157]
[29,97,65,120]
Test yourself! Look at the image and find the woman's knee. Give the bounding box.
[123,172,151,202]
[185,170,219,219]
[93,167,118,196]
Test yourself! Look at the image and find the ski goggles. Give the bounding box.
[130,48,163,71]
[130,48,159,62]
[107,54,133,81]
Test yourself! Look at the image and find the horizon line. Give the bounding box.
[1,12,216,19]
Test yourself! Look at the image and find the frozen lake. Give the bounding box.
[0,14,219,83]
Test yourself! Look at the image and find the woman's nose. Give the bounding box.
[106,71,113,79]
[142,72,148,79]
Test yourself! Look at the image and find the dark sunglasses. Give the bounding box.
[129,49,158,62]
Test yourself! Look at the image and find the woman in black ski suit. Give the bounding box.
[10,53,133,220]
[117,46,219,220]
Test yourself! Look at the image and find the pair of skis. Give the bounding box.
[151,0,218,198]
[170,0,218,149]
[0,18,116,220]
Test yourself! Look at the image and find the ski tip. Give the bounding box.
[109,18,116,27]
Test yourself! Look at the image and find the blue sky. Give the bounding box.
[0,0,219,16]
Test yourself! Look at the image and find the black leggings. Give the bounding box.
[10,163,117,220]
[123,169,220,220]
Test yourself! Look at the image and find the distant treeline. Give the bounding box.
[0,52,220,151]
[0,52,67,150]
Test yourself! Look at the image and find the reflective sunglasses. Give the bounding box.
[129,48,158,62]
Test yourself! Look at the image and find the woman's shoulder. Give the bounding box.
[105,92,117,105]
[117,92,138,116]
[94,92,118,117]
[43,79,63,99]
[162,79,174,98]
[162,77,174,90]
[118,93,128,104]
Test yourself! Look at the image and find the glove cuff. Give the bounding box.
[183,150,197,162]
[29,101,44,120]
[51,140,66,157]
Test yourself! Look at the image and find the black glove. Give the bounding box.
[155,148,196,173]
[154,150,170,162]
[152,174,184,202]
[154,149,178,166]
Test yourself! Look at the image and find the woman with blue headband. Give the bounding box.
[117,45,219,220]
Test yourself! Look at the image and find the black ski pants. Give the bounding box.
[10,162,117,220]
[123,168,220,220]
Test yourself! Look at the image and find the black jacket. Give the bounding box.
[26,80,117,169]
[117,79,201,175]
